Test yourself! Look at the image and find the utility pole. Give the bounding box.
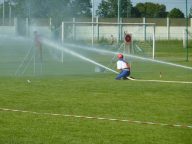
[9,0,12,25]
[185,0,189,62]
[3,0,5,25]
[92,0,94,46]
[118,0,120,43]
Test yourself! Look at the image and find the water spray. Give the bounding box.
[2,33,190,83]
[64,43,192,71]
[42,39,119,74]
[41,39,192,83]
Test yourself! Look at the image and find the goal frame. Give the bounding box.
[61,21,156,59]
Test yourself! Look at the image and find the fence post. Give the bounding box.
[72,18,76,40]
[14,17,17,35]
[92,17,94,46]
[167,17,170,40]
[152,25,156,59]
[61,21,64,63]
[143,17,146,41]
[61,21,64,43]
[183,29,187,48]
[49,18,52,29]
[96,16,99,42]
[26,18,29,37]
[3,0,5,25]
[120,18,123,41]
[191,18,192,27]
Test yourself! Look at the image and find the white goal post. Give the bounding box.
[61,21,156,59]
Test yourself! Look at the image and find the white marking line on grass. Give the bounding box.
[133,79,192,84]
[0,108,192,129]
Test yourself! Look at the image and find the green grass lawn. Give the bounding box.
[156,40,192,62]
[0,38,192,144]
[0,75,192,144]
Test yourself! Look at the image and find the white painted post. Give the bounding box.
[183,29,186,48]
[49,18,52,29]
[191,18,192,27]
[72,18,76,40]
[96,16,99,42]
[14,17,17,35]
[120,18,123,41]
[143,17,146,41]
[167,17,170,40]
[61,21,64,63]
[61,22,64,43]
[152,25,156,59]
[26,18,29,37]
[92,17,94,46]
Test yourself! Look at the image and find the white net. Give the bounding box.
[61,21,155,58]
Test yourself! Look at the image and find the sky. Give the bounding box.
[95,0,192,15]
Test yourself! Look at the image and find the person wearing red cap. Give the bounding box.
[115,53,131,80]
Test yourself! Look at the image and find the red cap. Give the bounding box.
[117,53,123,59]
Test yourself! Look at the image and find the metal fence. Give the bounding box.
[0,17,191,45]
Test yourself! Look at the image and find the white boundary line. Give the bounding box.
[0,108,192,129]
[129,78,192,84]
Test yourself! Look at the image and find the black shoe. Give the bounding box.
[127,76,135,80]
[123,77,129,80]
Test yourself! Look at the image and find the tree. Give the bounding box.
[121,0,132,18]
[96,0,133,18]
[131,6,141,18]
[168,8,184,18]
[10,0,69,18]
[96,0,110,17]
[70,0,91,17]
[134,2,167,18]
[5,0,92,27]
[9,0,91,18]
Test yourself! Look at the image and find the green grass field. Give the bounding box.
[0,38,192,144]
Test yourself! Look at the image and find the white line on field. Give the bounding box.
[131,79,192,84]
[0,108,192,129]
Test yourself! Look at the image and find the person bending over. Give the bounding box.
[115,53,131,80]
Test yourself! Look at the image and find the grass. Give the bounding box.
[156,40,192,62]
[0,38,192,143]
[0,75,192,144]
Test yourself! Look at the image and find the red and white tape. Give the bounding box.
[0,108,191,129]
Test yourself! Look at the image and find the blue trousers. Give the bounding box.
[115,70,130,80]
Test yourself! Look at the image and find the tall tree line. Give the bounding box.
[0,0,92,26]
[0,0,190,19]
[96,0,185,18]
[9,0,92,18]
